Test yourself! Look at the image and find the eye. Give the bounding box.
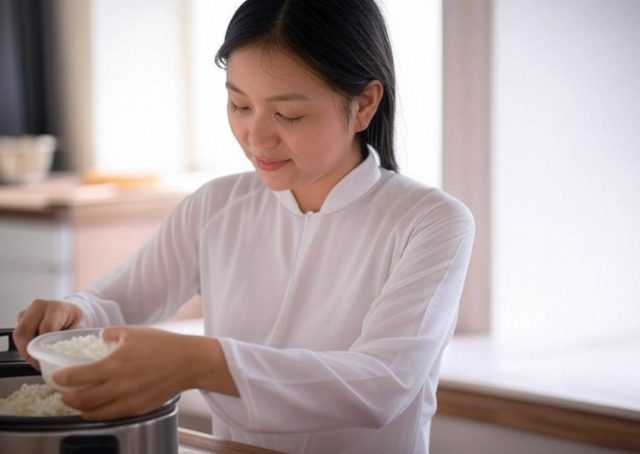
[229,101,250,113]
[275,112,303,125]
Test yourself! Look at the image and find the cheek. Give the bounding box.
[303,118,351,151]
[289,129,343,166]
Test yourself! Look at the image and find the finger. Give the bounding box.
[62,380,118,414]
[14,301,45,340]
[101,326,128,343]
[41,302,83,333]
[76,384,161,421]
[62,370,157,421]
[13,301,48,364]
[68,308,85,329]
[53,357,113,389]
[38,309,67,334]
[80,397,150,421]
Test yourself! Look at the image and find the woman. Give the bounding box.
[14,1,474,452]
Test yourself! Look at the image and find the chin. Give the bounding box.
[255,173,291,192]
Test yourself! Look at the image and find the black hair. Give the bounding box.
[215,0,398,172]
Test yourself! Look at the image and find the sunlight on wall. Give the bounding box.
[92,0,188,173]
[382,0,442,187]
[492,0,640,346]
[189,0,250,176]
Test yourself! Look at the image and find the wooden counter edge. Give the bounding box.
[436,384,640,451]
[178,427,285,454]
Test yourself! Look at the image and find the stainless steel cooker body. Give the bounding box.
[1,404,179,454]
[0,329,179,454]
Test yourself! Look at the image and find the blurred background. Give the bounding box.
[0,0,441,180]
[1,0,639,452]
[0,0,441,323]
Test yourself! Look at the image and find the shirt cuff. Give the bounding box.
[62,292,126,327]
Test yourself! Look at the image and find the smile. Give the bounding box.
[254,156,291,172]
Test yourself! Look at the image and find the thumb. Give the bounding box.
[100,326,127,344]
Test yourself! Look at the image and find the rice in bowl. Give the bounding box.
[45,334,117,360]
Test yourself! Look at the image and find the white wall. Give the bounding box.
[381,0,442,186]
[492,0,640,345]
[188,0,251,176]
[91,0,188,173]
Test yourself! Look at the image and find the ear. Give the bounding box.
[353,80,384,133]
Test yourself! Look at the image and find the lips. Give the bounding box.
[254,156,290,172]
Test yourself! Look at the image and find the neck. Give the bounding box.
[292,140,364,213]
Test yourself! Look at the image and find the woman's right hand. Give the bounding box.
[13,299,85,369]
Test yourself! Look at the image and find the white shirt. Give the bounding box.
[66,152,474,453]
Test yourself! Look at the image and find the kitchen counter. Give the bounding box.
[0,173,205,327]
[0,172,194,216]
[179,428,284,454]
[437,335,640,451]
[439,335,640,421]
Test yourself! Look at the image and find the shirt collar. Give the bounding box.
[273,147,382,215]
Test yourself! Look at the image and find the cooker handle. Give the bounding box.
[0,328,18,352]
[0,328,39,377]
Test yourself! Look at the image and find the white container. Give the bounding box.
[26,328,117,392]
[0,135,56,184]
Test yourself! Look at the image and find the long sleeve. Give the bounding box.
[206,195,475,433]
[63,190,204,327]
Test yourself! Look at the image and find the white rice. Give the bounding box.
[45,334,117,360]
[0,384,79,416]
[0,334,117,417]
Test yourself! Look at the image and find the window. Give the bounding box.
[445,0,640,346]
[491,0,640,345]
[57,1,442,182]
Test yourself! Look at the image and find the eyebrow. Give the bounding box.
[225,81,310,102]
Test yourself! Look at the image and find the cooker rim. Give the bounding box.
[0,394,179,431]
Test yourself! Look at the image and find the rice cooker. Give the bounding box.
[0,328,179,454]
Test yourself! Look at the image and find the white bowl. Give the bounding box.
[0,135,56,184]
[26,328,114,392]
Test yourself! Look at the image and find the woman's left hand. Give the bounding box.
[53,326,200,420]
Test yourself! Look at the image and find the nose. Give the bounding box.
[247,113,278,149]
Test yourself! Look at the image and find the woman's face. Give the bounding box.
[225,45,362,212]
